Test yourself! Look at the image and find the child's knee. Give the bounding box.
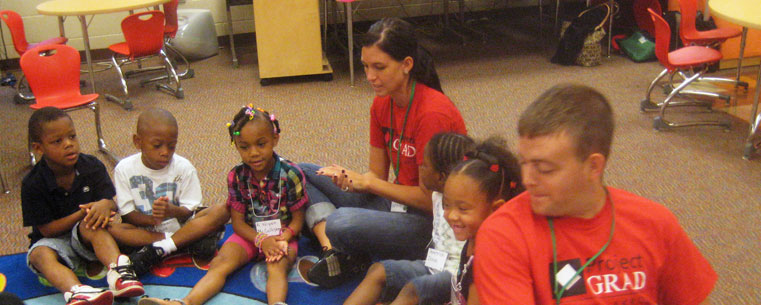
[396,282,419,302]
[265,259,291,280]
[107,222,132,235]
[28,246,56,266]
[366,262,387,283]
[208,248,245,272]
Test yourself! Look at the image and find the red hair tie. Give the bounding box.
[489,164,499,173]
[463,156,469,161]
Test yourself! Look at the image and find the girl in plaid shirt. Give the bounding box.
[139,105,307,305]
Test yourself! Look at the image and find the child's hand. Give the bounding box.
[152,196,170,220]
[262,237,288,262]
[80,199,115,229]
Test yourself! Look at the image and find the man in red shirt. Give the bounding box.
[474,84,716,304]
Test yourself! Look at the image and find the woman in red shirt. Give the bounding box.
[298,17,467,288]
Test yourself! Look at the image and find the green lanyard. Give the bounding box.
[549,193,615,305]
[387,80,416,183]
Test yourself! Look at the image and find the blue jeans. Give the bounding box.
[300,163,432,260]
[300,163,392,228]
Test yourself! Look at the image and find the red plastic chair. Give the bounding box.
[20,44,108,166]
[642,8,730,131]
[164,0,180,38]
[0,10,67,103]
[106,11,182,110]
[678,0,740,46]
[135,0,194,85]
[676,0,747,89]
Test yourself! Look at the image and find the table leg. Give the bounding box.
[736,27,747,85]
[58,16,65,37]
[226,2,238,68]
[607,0,613,57]
[78,16,96,93]
[744,63,761,160]
[346,1,354,87]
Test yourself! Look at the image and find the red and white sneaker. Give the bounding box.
[64,284,113,305]
[107,255,145,298]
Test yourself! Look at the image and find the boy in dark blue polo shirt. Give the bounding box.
[22,107,144,305]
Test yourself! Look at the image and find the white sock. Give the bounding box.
[152,232,177,256]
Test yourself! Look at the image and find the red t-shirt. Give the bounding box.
[474,187,717,305]
[369,83,466,186]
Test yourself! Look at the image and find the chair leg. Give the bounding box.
[0,165,9,194]
[641,68,669,112]
[104,54,134,110]
[140,43,194,87]
[653,72,731,131]
[90,102,119,163]
[166,43,192,79]
[156,49,184,99]
[14,74,35,104]
[696,76,749,90]
[644,69,723,112]
[28,134,36,167]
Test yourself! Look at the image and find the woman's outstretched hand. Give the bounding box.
[317,165,371,193]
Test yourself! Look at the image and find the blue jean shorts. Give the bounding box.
[26,222,98,277]
[381,259,452,304]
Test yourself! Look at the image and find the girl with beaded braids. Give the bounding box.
[298,17,467,289]
[139,105,308,305]
[344,132,475,305]
[443,136,523,304]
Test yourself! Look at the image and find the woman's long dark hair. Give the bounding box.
[361,17,443,93]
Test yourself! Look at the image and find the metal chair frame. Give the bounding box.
[105,11,183,110]
[123,1,194,84]
[642,8,731,131]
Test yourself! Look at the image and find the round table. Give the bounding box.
[36,0,169,95]
[709,0,761,159]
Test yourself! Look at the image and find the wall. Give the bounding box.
[1,0,536,59]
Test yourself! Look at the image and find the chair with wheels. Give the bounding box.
[20,44,113,166]
[0,10,67,104]
[642,8,731,131]
[106,11,183,110]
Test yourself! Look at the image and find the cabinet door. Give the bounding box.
[254,0,323,78]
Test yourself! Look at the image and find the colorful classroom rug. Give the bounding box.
[0,225,359,304]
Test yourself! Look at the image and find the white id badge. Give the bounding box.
[390,201,408,213]
[425,248,448,272]
[155,218,181,233]
[255,219,282,236]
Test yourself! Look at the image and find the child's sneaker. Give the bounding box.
[107,255,145,298]
[186,229,222,261]
[64,284,113,305]
[129,245,165,275]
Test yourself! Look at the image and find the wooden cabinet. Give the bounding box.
[253,0,332,85]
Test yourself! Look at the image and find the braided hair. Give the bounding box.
[426,132,475,175]
[227,105,281,143]
[450,136,523,202]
